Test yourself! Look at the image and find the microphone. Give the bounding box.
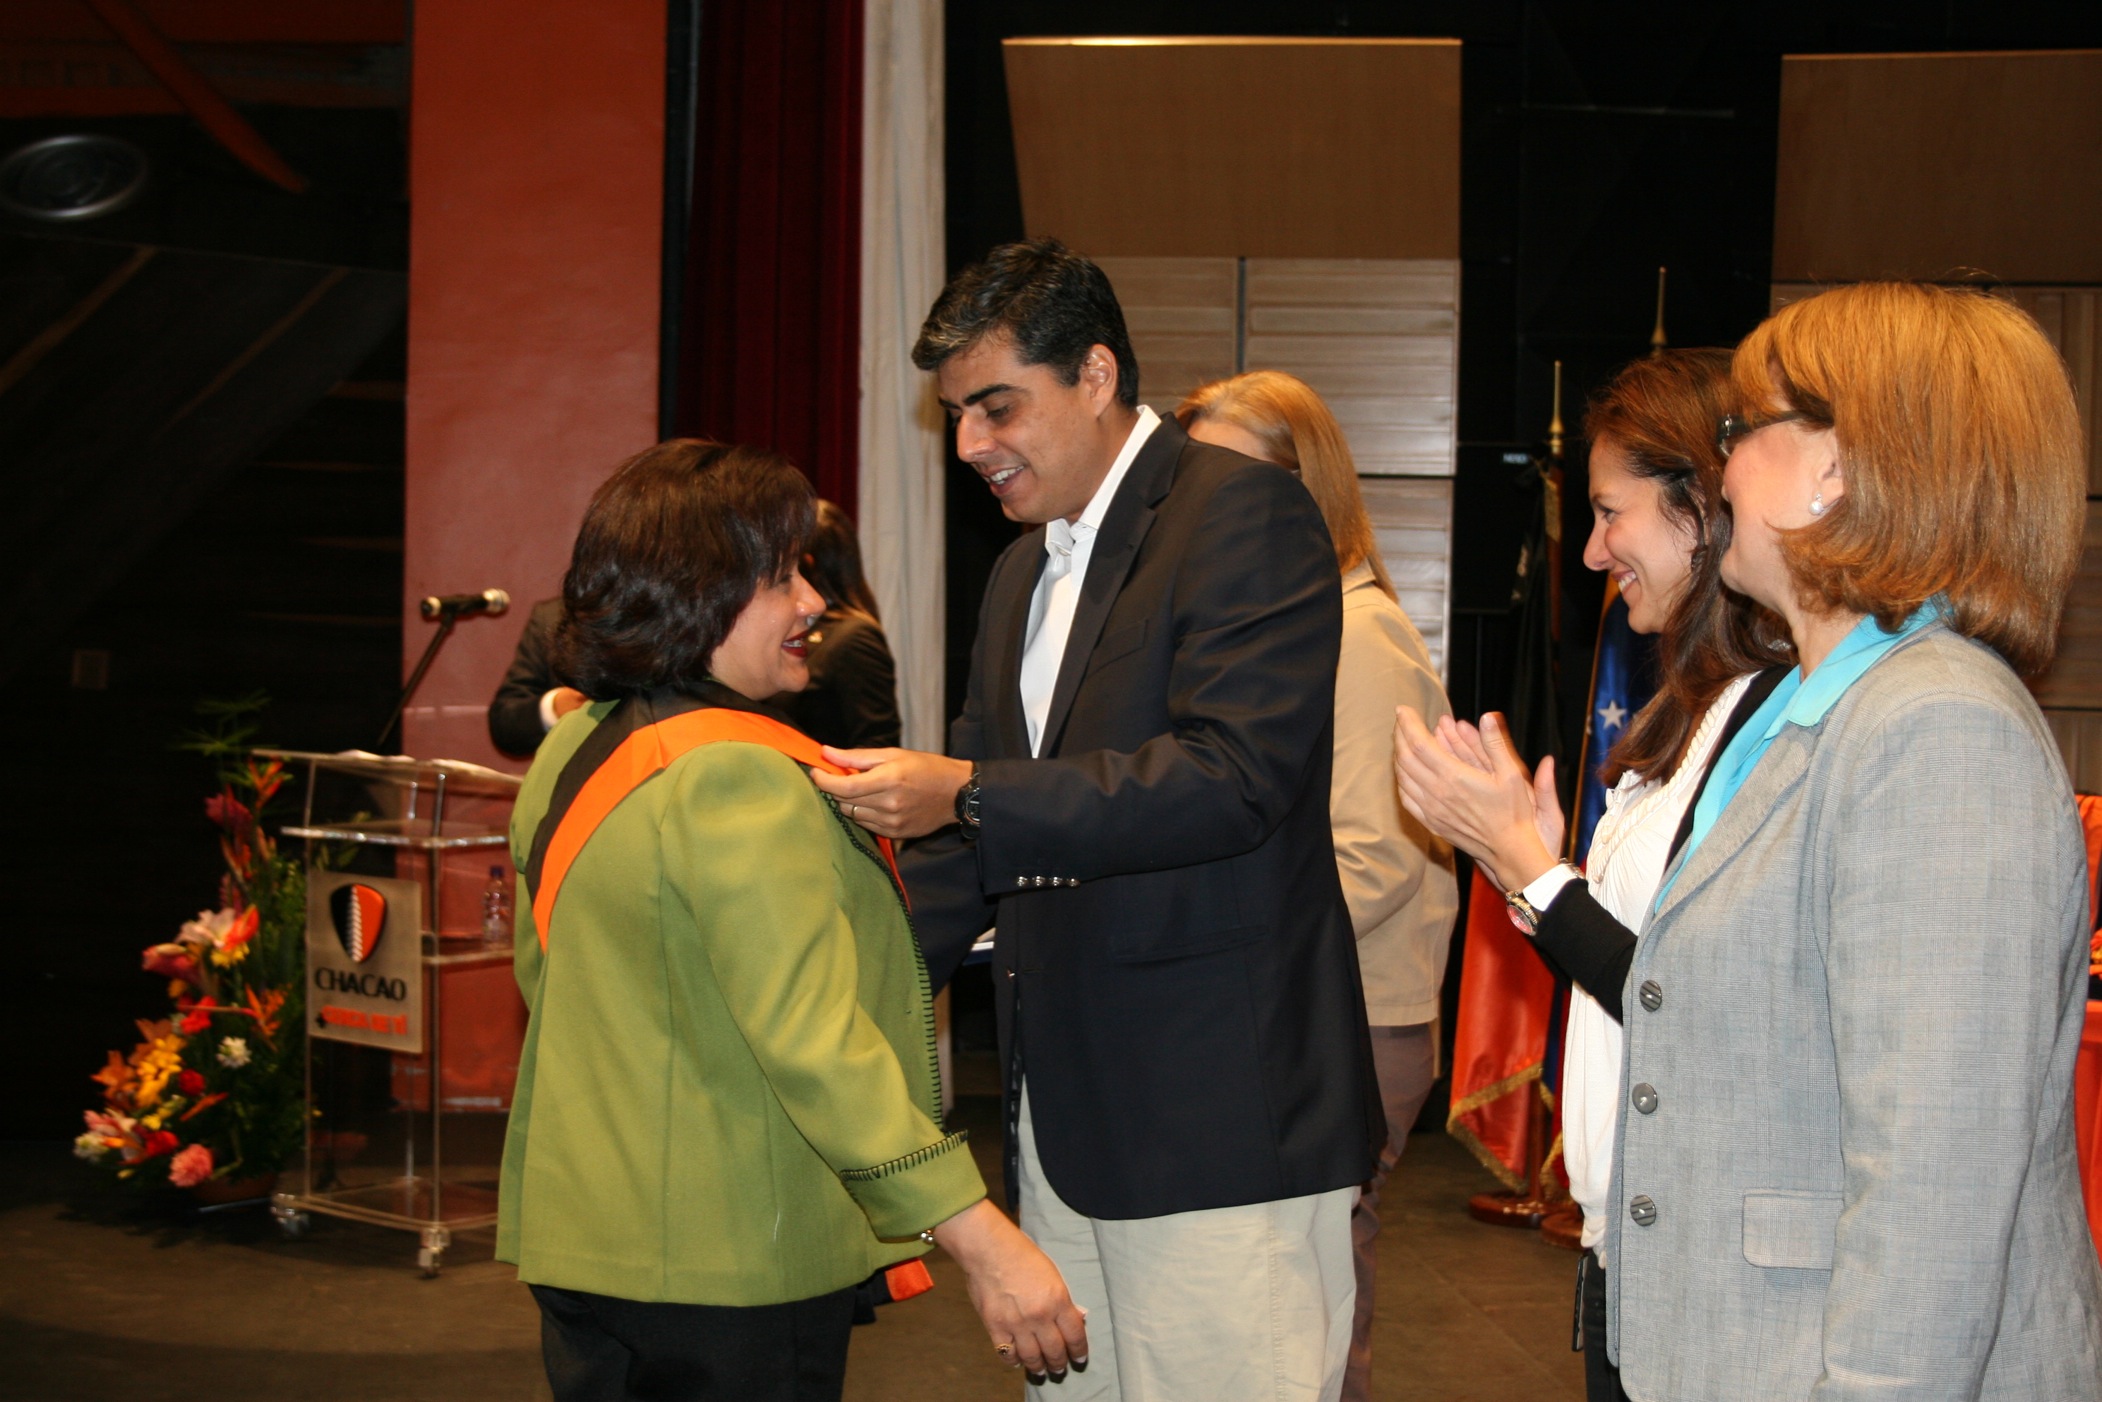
[420,588,510,620]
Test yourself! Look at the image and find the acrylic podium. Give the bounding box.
[259,749,522,1275]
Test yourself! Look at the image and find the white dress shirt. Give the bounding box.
[1534,672,1754,1257]
[1018,406,1160,755]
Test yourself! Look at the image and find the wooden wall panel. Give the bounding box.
[1774,51,2102,284]
[1004,38,1459,260]
[1245,259,1458,477]
[2034,504,2102,711]
[1361,477,1453,677]
[2005,288,2102,495]
[2044,710,2102,795]
[1094,256,1237,415]
[1094,255,1457,676]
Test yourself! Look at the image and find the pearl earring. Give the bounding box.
[1809,491,1827,517]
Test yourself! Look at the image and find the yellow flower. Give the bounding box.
[208,939,251,969]
[130,1030,188,1110]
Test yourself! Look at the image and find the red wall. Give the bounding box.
[402,0,665,770]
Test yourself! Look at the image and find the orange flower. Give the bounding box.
[210,906,258,968]
[243,987,285,1042]
[91,1049,132,1103]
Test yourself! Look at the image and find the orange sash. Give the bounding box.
[530,709,901,951]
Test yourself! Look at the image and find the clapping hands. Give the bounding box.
[1392,708,1565,894]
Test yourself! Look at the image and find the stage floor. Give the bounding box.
[0,1095,1583,1401]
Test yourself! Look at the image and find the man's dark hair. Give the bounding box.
[911,238,1139,408]
[555,439,815,699]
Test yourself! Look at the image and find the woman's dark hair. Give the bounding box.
[554,439,815,699]
[804,499,880,622]
[911,238,1140,408]
[1587,350,1794,787]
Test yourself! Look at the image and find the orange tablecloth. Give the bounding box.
[2079,1001,2102,1267]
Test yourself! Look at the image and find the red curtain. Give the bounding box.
[673,0,864,514]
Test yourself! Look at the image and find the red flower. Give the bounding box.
[176,1070,207,1097]
[179,997,219,1035]
[203,788,251,832]
[168,1143,214,1188]
[140,1130,178,1159]
[141,944,200,986]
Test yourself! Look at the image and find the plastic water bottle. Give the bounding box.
[481,866,512,941]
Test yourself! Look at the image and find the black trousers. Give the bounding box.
[1576,1250,1632,1402]
[530,1283,857,1402]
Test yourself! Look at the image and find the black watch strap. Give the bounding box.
[953,764,981,836]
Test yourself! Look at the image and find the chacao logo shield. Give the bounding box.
[329,883,387,963]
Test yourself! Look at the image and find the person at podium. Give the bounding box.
[497,438,1086,1401]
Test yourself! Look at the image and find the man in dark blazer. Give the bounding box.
[816,240,1382,1398]
[487,597,587,757]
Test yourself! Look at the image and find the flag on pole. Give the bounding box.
[1447,865,1559,1188]
[1446,417,1564,1189]
[1570,582,1657,864]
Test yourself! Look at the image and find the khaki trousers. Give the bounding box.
[1015,1086,1355,1401]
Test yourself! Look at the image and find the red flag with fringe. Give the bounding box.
[1446,866,1558,1188]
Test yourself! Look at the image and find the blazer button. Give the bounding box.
[1033,875,1046,887]
[1638,980,1663,1012]
[1015,876,1027,889]
[1631,1083,1658,1115]
[1629,1195,1657,1227]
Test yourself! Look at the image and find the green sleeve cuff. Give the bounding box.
[841,1130,986,1240]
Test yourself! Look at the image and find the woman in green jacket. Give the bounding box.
[499,439,1086,1401]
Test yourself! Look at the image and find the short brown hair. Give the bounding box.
[556,440,815,698]
[1175,370,1397,599]
[1587,351,1794,786]
[1733,283,2085,676]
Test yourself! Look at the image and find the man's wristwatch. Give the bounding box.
[952,764,981,838]
[1505,862,1581,934]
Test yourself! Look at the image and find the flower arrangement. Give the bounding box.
[76,699,307,1192]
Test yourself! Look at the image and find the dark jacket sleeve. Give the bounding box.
[488,599,564,758]
[1530,885,1635,1022]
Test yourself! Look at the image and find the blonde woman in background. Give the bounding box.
[1178,370,1459,1402]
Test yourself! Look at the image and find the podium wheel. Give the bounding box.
[270,1198,311,1239]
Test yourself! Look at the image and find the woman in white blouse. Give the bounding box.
[1393,349,1789,1402]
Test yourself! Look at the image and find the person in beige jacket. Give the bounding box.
[1180,371,1459,1402]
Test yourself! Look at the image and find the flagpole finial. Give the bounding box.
[1650,267,1669,357]
[1548,359,1565,459]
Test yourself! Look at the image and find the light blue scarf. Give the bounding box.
[1656,601,1945,909]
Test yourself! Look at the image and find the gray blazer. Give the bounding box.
[1607,622,2102,1400]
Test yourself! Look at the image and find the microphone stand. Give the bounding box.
[375,609,462,753]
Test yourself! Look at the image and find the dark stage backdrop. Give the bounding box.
[670,0,864,514]
[939,0,2102,748]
